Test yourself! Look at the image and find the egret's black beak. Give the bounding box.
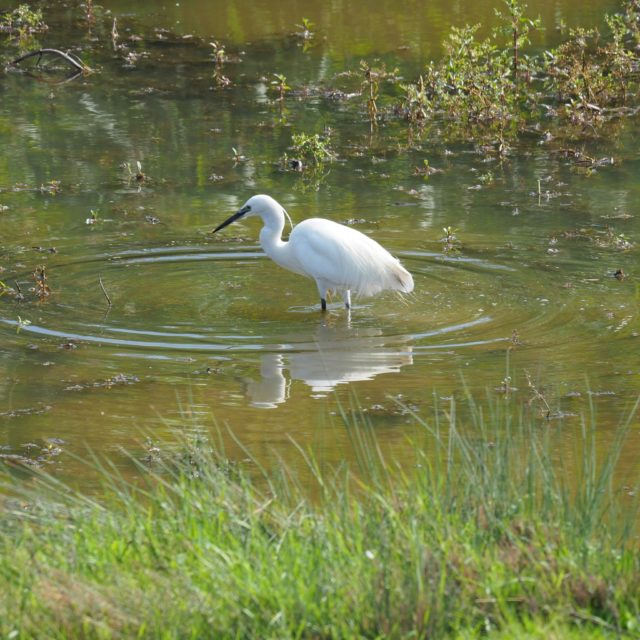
[212,205,250,233]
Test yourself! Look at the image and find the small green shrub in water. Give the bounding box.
[398,0,640,141]
[493,0,543,84]
[290,130,335,165]
[296,17,314,40]
[544,19,637,121]
[0,393,639,638]
[270,73,291,101]
[402,22,533,128]
[0,4,47,35]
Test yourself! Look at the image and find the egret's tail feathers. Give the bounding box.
[393,263,414,293]
[354,259,414,297]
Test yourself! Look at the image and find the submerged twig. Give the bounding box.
[11,48,91,73]
[99,275,112,307]
[525,371,552,419]
[111,18,119,50]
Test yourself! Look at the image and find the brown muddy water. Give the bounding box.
[0,0,639,489]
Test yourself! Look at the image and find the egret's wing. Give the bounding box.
[290,218,413,296]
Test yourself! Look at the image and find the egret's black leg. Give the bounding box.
[321,298,327,312]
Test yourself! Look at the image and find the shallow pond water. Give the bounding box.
[1,0,639,487]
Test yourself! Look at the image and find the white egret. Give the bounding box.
[212,194,414,311]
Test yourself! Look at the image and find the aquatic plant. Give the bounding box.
[360,60,400,129]
[441,225,460,253]
[0,4,47,36]
[270,73,290,101]
[290,131,336,165]
[623,0,640,45]
[15,315,31,333]
[407,23,524,128]
[85,209,99,225]
[400,75,429,124]
[295,17,314,40]
[493,0,543,84]
[210,40,231,87]
[543,19,637,122]
[231,147,246,163]
[413,158,443,177]
[397,0,640,142]
[0,280,12,298]
[121,161,145,183]
[31,265,51,299]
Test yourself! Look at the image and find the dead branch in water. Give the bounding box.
[99,275,113,308]
[11,48,91,73]
[98,275,113,307]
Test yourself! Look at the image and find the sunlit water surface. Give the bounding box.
[0,0,639,488]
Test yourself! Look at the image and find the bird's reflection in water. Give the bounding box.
[245,321,413,408]
[246,354,290,409]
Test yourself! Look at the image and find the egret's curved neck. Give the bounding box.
[259,212,290,266]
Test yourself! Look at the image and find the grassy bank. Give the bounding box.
[1,396,639,639]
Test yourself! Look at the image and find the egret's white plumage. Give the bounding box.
[213,194,414,311]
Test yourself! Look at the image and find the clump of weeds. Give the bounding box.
[441,226,460,254]
[270,73,290,101]
[478,170,496,186]
[0,4,48,37]
[287,130,335,167]
[295,17,314,41]
[493,0,543,85]
[595,228,634,250]
[121,161,146,184]
[210,40,230,87]
[413,159,443,177]
[360,60,399,129]
[0,280,19,300]
[419,23,525,128]
[395,0,640,144]
[558,226,634,251]
[543,18,636,124]
[231,147,246,164]
[85,209,100,225]
[40,180,61,195]
[399,75,430,124]
[525,371,555,419]
[31,265,51,300]
[292,17,316,52]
